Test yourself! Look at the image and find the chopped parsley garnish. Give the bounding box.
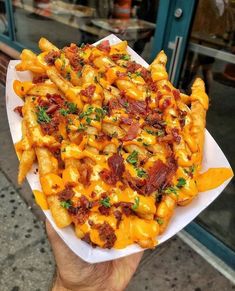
[156,130,165,137]
[112,116,118,122]
[135,71,142,77]
[86,117,92,125]
[184,165,196,176]
[100,197,111,208]
[127,72,132,78]
[123,101,129,108]
[67,102,77,114]
[143,142,150,147]
[80,43,85,48]
[121,54,131,61]
[60,200,72,209]
[176,177,186,188]
[78,123,87,132]
[137,138,143,142]
[61,58,66,70]
[79,106,94,119]
[164,177,187,196]
[164,186,178,195]
[156,218,164,225]
[136,168,148,178]
[146,129,154,135]
[77,71,82,77]
[36,106,51,123]
[132,197,140,210]
[94,107,107,121]
[126,150,138,166]
[59,108,69,116]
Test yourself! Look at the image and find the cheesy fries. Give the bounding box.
[12,38,233,249]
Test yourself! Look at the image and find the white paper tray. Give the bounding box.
[5,34,233,263]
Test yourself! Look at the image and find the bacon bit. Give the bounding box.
[173,89,180,100]
[114,210,122,228]
[160,98,171,110]
[146,111,163,128]
[46,104,58,114]
[122,122,139,141]
[126,61,142,73]
[64,44,83,70]
[171,128,181,144]
[79,163,92,186]
[100,169,116,185]
[33,74,48,84]
[114,202,134,217]
[116,71,126,78]
[108,153,125,180]
[119,98,147,116]
[163,85,171,92]
[58,186,75,201]
[178,110,187,128]
[120,116,132,125]
[38,97,50,108]
[81,233,97,248]
[108,98,121,112]
[40,117,59,135]
[97,222,117,249]
[148,81,157,92]
[69,195,91,224]
[80,84,96,102]
[14,106,23,117]
[98,205,110,216]
[145,160,176,195]
[44,50,61,65]
[110,54,122,61]
[122,171,146,195]
[46,93,64,106]
[97,40,111,53]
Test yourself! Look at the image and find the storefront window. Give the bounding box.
[179,0,235,250]
[0,0,8,36]
[11,0,158,62]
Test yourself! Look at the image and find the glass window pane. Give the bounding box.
[179,0,235,250]
[11,0,158,62]
[0,0,8,36]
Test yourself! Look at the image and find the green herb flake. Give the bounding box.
[100,197,111,208]
[135,71,142,77]
[36,106,51,123]
[79,106,94,119]
[126,150,138,166]
[146,129,154,135]
[67,102,77,114]
[123,101,129,108]
[132,197,140,210]
[156,218,164,225]
[77,71,82,77]
[164,186,178,195]
[176,177,186,188]
[122,54,131,61]
[59,108,69,116]
[127,72,132,78]
[136,168,148,178]
[60,200,72,209]
[112,116,118,122]
[156,130,165,137]
[78,123,87,132]
[86,117,92,125]
[143,142,150,147]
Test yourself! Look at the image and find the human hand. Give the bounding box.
[46,220,143,291]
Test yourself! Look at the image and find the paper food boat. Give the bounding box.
[5,34,233,263]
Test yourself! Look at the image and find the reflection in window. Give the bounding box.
[11,0,158,62]
[0,0,8,35]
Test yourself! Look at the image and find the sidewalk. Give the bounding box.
[0,84,234,291]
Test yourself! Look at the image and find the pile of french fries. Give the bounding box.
[13,37,210,249]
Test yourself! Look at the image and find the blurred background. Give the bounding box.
[0,0,235,290]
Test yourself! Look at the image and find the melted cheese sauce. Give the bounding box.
[196,168,233,192]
